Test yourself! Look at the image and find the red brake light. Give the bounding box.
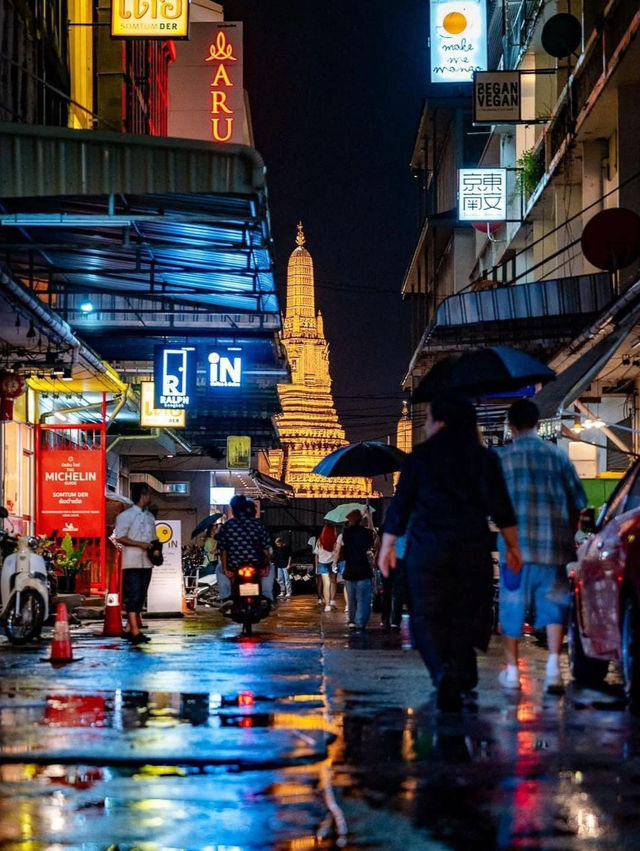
[238,566,257,579]
[238,691,255,707]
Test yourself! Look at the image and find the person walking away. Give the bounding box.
[378,393,521,711]
[273,537,292,598]
[381,530,408,629]
[114,482,157,645]
[498,399,586,694]
[339,510,375,630]
[315,524,339,611]
[216,494,274,605]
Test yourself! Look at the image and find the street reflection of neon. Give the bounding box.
[239,716,253,728]
[238,691,255,707]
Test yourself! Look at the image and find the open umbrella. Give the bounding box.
[412,346,555,402]
[190,512,224,538]
[324,503,375,524]
[312,441,406,478]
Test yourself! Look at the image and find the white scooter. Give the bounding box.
[1,536,49,644]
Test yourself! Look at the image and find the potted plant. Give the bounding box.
[516,146,545,200]
[55,534,91,594]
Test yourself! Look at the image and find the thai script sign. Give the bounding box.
[37,448,104,537]
[111,0,189,38]
[458,168,507,221]
[140,381,186,428]
[430,0,487,83]
[168,22,245,144]
[473,71,521,123]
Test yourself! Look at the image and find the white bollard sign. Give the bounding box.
[147,520,183,614]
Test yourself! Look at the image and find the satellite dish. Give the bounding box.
[541,13,582,58]
[581,208,640,272]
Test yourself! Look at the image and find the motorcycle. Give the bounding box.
[224,564,272,636]
[1,534,50,644]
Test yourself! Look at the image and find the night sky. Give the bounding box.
[221,0,429,442]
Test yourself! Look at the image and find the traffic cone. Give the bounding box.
[43,603,81,665]
[103,572,123,637]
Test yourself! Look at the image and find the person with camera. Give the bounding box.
[114,482,157,645]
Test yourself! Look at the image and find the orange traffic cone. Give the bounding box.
[103,572,123,637]
[43,603,81,665]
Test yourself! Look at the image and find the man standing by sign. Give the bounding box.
[114,483,156,645]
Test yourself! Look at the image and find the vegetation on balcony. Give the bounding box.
[516,146,545,198]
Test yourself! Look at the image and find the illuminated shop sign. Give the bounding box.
[111,0,190,38]
[227,436,251,470]
[168,22,245,144]
[154,346,196,410]
[140,382,186,428]
[473,71,521,123]
[430,0,487,83]
[458,168,507,221]
[208,351,243,388]
[38,447,105,537]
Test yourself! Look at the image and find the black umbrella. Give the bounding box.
[312,441,407,478]
[190,512,224,538]
[412,346,555,402]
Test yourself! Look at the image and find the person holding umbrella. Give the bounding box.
[378,392,522,711]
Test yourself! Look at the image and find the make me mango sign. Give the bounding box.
[111,0,190,38]
[430,0,487,83]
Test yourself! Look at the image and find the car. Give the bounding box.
[568,460,640,708]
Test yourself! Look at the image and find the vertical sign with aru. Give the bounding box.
[168,22,245,144]
[206,23,244,143]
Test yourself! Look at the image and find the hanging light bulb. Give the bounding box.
[570,419,584,434]
[583,418,594,429]
[592,418,606,429]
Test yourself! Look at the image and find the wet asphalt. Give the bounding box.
[0,594,639,850]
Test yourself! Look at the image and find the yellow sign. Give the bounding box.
[227,435,251,470]
[111,0,189,38]
[140,382,186,428]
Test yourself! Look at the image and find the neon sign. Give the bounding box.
[205,25,244,144]
[111,0,189,38]
[430,0,487,83]
[208,352,242,388]
[154,346,196,409]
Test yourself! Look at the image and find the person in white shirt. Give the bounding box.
[314,523,339,612]
[114,482,156,645]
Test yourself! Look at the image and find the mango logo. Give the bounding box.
[443,11,467,34]
[155,522,173,544]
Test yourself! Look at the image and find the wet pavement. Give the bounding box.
[1,595,640,849]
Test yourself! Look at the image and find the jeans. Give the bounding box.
[216,563,275,601]
[345,578,372,628]
[276,566,292,595]
[405,532,493,691]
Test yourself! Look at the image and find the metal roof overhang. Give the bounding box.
[403,272,614,385]
[0,124,281,340]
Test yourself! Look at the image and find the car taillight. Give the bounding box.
[238,566,257,579]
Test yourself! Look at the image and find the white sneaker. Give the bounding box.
[544,670,565,694]
[324,605,332,612]
[329,601,337,609]
[498,668,521,690]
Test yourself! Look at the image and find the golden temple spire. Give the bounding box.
[296,221,306,246]
[285,220,316,328]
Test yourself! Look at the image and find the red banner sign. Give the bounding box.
[37,447,105,537]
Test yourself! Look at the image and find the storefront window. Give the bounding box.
[2,421,34,535]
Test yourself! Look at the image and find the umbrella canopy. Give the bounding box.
[412,346,555,402]
[190,512,224,538]
[323,503,375,524]
[312,441,406,478]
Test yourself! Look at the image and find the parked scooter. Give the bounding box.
[224,564,271,636]
[1,532,50,645]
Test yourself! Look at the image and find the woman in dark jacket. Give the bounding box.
[379,392,522,711]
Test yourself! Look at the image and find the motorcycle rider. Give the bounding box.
[216,495,274,606]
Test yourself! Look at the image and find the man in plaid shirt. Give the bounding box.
[498,399,586,694]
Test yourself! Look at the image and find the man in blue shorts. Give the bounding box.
[498,399,586,694]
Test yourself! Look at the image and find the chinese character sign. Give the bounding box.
[430,0,487,83]
[168,22,245,144]
[458,168,507,221]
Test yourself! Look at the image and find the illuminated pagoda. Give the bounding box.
[269,224,374,498]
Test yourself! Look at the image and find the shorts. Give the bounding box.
[499,563,569,638]
[122,568,153,614]
[316,562,332,575]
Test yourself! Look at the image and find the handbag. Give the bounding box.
[147,539,164,566]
